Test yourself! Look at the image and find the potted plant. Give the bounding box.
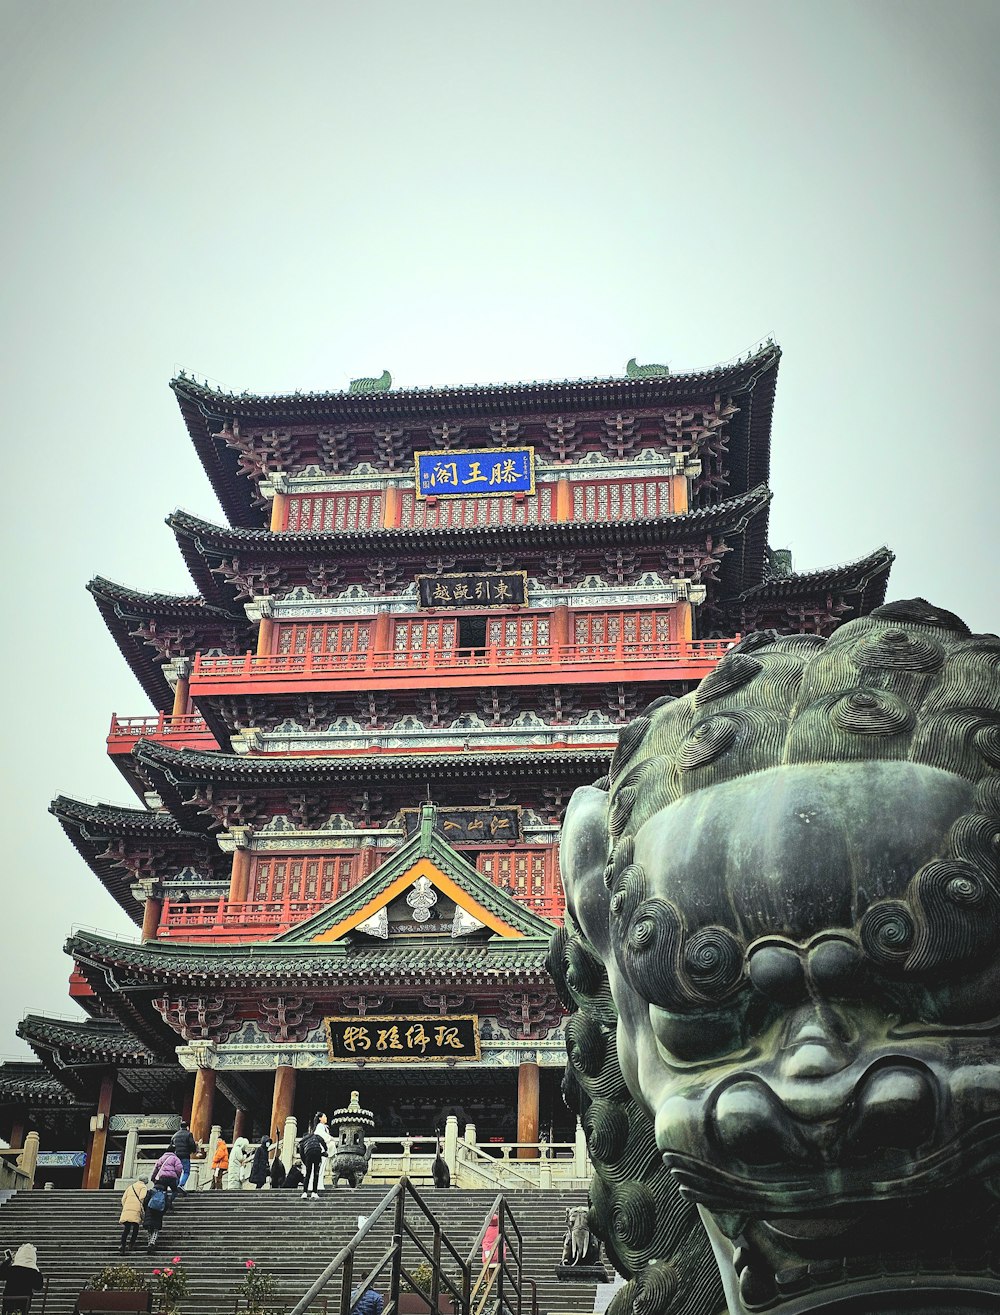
[151,1257,189,1315]
[76,1264,152,1312]
[398,1261,454,1315]
[234,1259,279,1315]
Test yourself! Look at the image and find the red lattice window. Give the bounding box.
[571,478,673,522]
[477,847,563,921]
[399,484,554,529]
[286,493,383,532]
[486,615,550,655]
[390,617,457,655]
[275,622,372,656]
[572,608,675,655]
[251,854,358,902]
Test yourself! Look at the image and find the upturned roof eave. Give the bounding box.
[134,739,610,788]
[171,345,781,530]
[50,796,220,927]
[736,547,896,604]
[169,484,773,605]
[64,928,553,984]
[87,576,252,709]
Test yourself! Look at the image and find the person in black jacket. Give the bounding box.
[169,1120,198,1192]
[298,1131,325,1200]
[0,1245,44,1313]
[269,1152,286,1189]
[247,1136,271,1190]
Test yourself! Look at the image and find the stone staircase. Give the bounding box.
[0,1186,607,1315]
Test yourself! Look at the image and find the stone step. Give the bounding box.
[0,1189,606,1315]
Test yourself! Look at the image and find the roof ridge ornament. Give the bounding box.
[625,358,671,379]
[348,370,392,394]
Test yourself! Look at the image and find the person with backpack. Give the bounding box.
[118,1178,148,1253]
[151,1150,184,1203]
[168,1120,198,1192]
[142,1184,169,1249]
[298,1128,325,1200]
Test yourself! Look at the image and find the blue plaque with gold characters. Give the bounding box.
[415,447,535,498]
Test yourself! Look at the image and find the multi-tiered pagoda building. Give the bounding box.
[1,346,894,1187]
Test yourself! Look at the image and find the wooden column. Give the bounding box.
[229,844,251,904]
[270,1065,296,1142]
[6,1110,26,1152]
[669,472,689,514]
[371,610,392,659]
[82,1068,115,1190]
[190,1067,216,1146]
[555,478,572,522]
[269,492,288,532]
[256,616,274,656]
[140,892,162,942]
[233,1108,250,1143]
[170,672,190,719]
[551,605,571,657]
[675,601,693,644]
[516,1061,540,1159]
[382,485,401,529]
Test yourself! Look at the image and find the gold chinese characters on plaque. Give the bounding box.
[324,1014,481,1063]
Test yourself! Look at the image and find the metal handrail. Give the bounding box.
[466,1194,523,1315]
[288,1177,470,1315]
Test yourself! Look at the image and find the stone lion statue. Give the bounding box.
[551,600,1000,1315]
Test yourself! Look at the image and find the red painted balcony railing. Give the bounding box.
[191,637,737,695]
[158,896,329,941]
[107,712,219,754]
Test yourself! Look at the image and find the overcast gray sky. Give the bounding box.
[1,0,997,1070]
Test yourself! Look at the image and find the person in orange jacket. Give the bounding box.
[211,1136,229,1190]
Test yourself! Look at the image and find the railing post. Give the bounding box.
[444,1114,459,1178]
[402,1134,414,1179]
[17,1130,39,1187]
[574,1117,589,1182]
[122,1127,139,1181]
[390,1183,405,1312]
[282,1114,297,1179]
[539,1140,552,1189]
[431,1216,442,1315]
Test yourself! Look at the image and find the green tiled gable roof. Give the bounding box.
[277,806,556,944]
